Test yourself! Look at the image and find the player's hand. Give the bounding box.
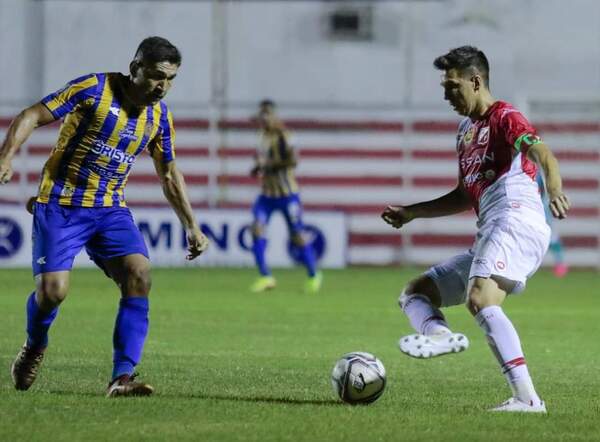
[26,196,36,214]
[547,189,570,219]
[381,205,414,229]
[0,157,13,185]
[185,227,209,260]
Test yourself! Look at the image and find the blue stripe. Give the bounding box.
[93,108,141,206]
[112,106,155,206]
[70,76,122,206]
[48,73,106,203]
[158,102,174,162]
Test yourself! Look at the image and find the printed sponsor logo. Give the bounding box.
[474,258,488,265]
[460,152,495,169]
[118,127,139,142]
[37,256,46,265]
[496,260,506,270]
[477,126,490,145]
[109,106,120,117]
[463,126,475,145]
[91,140,136,164]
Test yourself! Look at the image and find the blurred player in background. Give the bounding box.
[249,99,322,293]
[536,173,568,277]
[382,46,569,412]
[0,36,209,397]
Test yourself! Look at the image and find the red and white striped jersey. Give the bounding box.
[456,101,544,223]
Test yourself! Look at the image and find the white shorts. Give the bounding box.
[425,216,551,307]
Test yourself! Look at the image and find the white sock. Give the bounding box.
[476,305,542,406]
[399,292,451,336]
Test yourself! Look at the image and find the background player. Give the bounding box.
[0,36,209,397]
[536,173,569,277]
[382,46,570,412]
[249,99,322,293]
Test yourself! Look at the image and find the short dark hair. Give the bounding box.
[259,99,275,108]
[434,45,489,88]
[134,36,182,66]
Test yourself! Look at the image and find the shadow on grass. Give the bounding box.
[162,392,341,407]
[48,389,341,406]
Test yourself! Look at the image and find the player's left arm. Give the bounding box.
[153,157,209,259]
[527,142,570,219]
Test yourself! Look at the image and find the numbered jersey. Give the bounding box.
[38,72,175,207]
[456,101,545,223]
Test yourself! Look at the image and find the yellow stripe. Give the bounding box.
[44,76,99,113]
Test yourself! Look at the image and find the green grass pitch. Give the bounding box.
[1,267,599,441]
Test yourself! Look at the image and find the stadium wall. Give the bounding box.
[1,117,598,268]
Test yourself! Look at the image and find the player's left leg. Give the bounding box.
[102,254,154,397]
[249,195,276,292]
[467,276,546,413]
[86,207,154,397]
[283,194,321,293]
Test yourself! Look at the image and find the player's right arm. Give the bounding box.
[381,181,472,229]
[0,103,55,184]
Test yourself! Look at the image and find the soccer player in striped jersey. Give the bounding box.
[249,100,322,293]
[382,46,570,412]
[0,37,209,397]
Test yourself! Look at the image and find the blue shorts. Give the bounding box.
[252,193,305,234]
[31,202,149,276]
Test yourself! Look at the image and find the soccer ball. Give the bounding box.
[331,352,386,405]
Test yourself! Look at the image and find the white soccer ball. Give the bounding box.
[331,351,386,404]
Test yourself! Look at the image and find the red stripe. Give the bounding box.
[349,233,403,246]
[411,150,456,160]
[502,357,526,373]
[218,175,403,186]
[3,118,600,132]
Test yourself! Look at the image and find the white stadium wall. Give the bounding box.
[0,0,599,268]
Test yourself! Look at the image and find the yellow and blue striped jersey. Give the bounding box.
[37,72,175,207]
[258,128,298,197]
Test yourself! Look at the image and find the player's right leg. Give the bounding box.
[250,195,276,292]
[12,201,92,390]
[12,271,70,390]
[397,253,471,358]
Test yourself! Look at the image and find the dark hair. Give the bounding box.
[259,99,275,108]
[434,45,489,88]
[134,36,182,66]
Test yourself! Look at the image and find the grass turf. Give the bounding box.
[1,267,599,441]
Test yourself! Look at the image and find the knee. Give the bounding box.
[466,283,486,315]
[123,266,152,297]
[36,276,69,307]
[399,277,441,308]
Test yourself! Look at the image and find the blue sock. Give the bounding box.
[298,244,317,277]
[26,292,58,350]
[112,297,149,380]
[252,236,270,276]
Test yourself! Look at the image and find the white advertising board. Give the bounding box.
[0,205,347,269]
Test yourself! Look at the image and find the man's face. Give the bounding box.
[257,105,276,129]
[130,60,179,105]
[440,68,479,117]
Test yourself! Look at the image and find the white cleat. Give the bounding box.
[398,332,469,358]
[489,397,547,413]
